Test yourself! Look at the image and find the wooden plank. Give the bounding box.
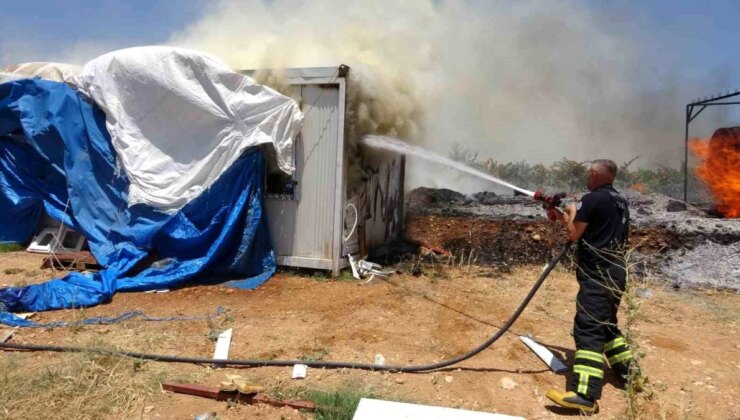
[162,383,316,411]
[41,251,100,271]
[163,383,220,399]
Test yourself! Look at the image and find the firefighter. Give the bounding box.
[545,159,639,413]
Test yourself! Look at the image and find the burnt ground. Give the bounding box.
[403,187,740,290]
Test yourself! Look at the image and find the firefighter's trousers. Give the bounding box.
[569,261,633,399]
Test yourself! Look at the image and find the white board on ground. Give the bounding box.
[519,335,568,373]
[213,328,233,360]
[352,398,525,420]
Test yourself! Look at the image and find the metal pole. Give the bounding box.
[684,105,690,202]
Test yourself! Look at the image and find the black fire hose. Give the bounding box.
[0,242,572,373]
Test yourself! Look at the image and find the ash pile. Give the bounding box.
[404,187,740,290]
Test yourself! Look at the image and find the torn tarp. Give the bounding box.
[0,79,276,319]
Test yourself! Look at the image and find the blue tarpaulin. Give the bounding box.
[0,79,275,321]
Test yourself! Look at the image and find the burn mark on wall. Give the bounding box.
[358,157,403,245]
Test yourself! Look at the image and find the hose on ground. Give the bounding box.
[0,242,572,373]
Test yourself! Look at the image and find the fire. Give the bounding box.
[630,183,648,194]
[689,127,740,218]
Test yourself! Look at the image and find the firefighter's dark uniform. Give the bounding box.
[569,184,632,400]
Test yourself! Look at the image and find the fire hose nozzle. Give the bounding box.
[533,191,567,221]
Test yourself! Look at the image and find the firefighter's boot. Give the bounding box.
[546,389,598,413]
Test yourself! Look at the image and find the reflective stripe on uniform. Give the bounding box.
[578,373,589,394]
[575,349,604,363]
[574,364,604,395]
[608,349,633,365]
[604,337,627,352]
[574,364,604,378]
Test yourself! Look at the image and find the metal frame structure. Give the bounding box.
[684,89,740,201]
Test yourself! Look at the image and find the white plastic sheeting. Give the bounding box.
[0,62,81,85]
[75,46,302,212]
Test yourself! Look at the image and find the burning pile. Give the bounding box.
[690,127,740,218]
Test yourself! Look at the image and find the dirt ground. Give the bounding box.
[1,251,738,419]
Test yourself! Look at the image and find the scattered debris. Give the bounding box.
[499,377,518,390]
[193,412,218,420]
[395,377,405,384]
[374,353,385,366]
[519,335,568,373]
[348,254,394,282]
[219,375,266,394]
[212,328,232,361]
[444,375,454,383]
[151,257,174,269]
[291,364,308,379]
[162,383,315,411]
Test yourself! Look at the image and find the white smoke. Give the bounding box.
[168,0,733,191]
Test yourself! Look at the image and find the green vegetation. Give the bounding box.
[305,387,378,420]
[0,243,25,253]
[205,308,234,342]
[299,346,331,362]
[448,144,699,198]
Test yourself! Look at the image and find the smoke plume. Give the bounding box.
[168,0,735,192]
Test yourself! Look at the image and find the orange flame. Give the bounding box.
[689,129,740,218]
[630,183,648,194]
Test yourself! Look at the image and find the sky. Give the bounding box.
[0,0,208,64]
[1,0,739,175]
[3,0,740,92]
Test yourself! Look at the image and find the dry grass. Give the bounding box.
[0,333,201,420]
[0,349,174,420]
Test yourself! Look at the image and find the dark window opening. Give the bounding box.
[62,231,82,249]
[38,233,54,247]
[263,144,297,200]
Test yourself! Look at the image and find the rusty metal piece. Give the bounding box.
[162,383,316,411]
[404,237,451,256]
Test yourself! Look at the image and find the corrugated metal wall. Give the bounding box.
[265,84,340,262]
